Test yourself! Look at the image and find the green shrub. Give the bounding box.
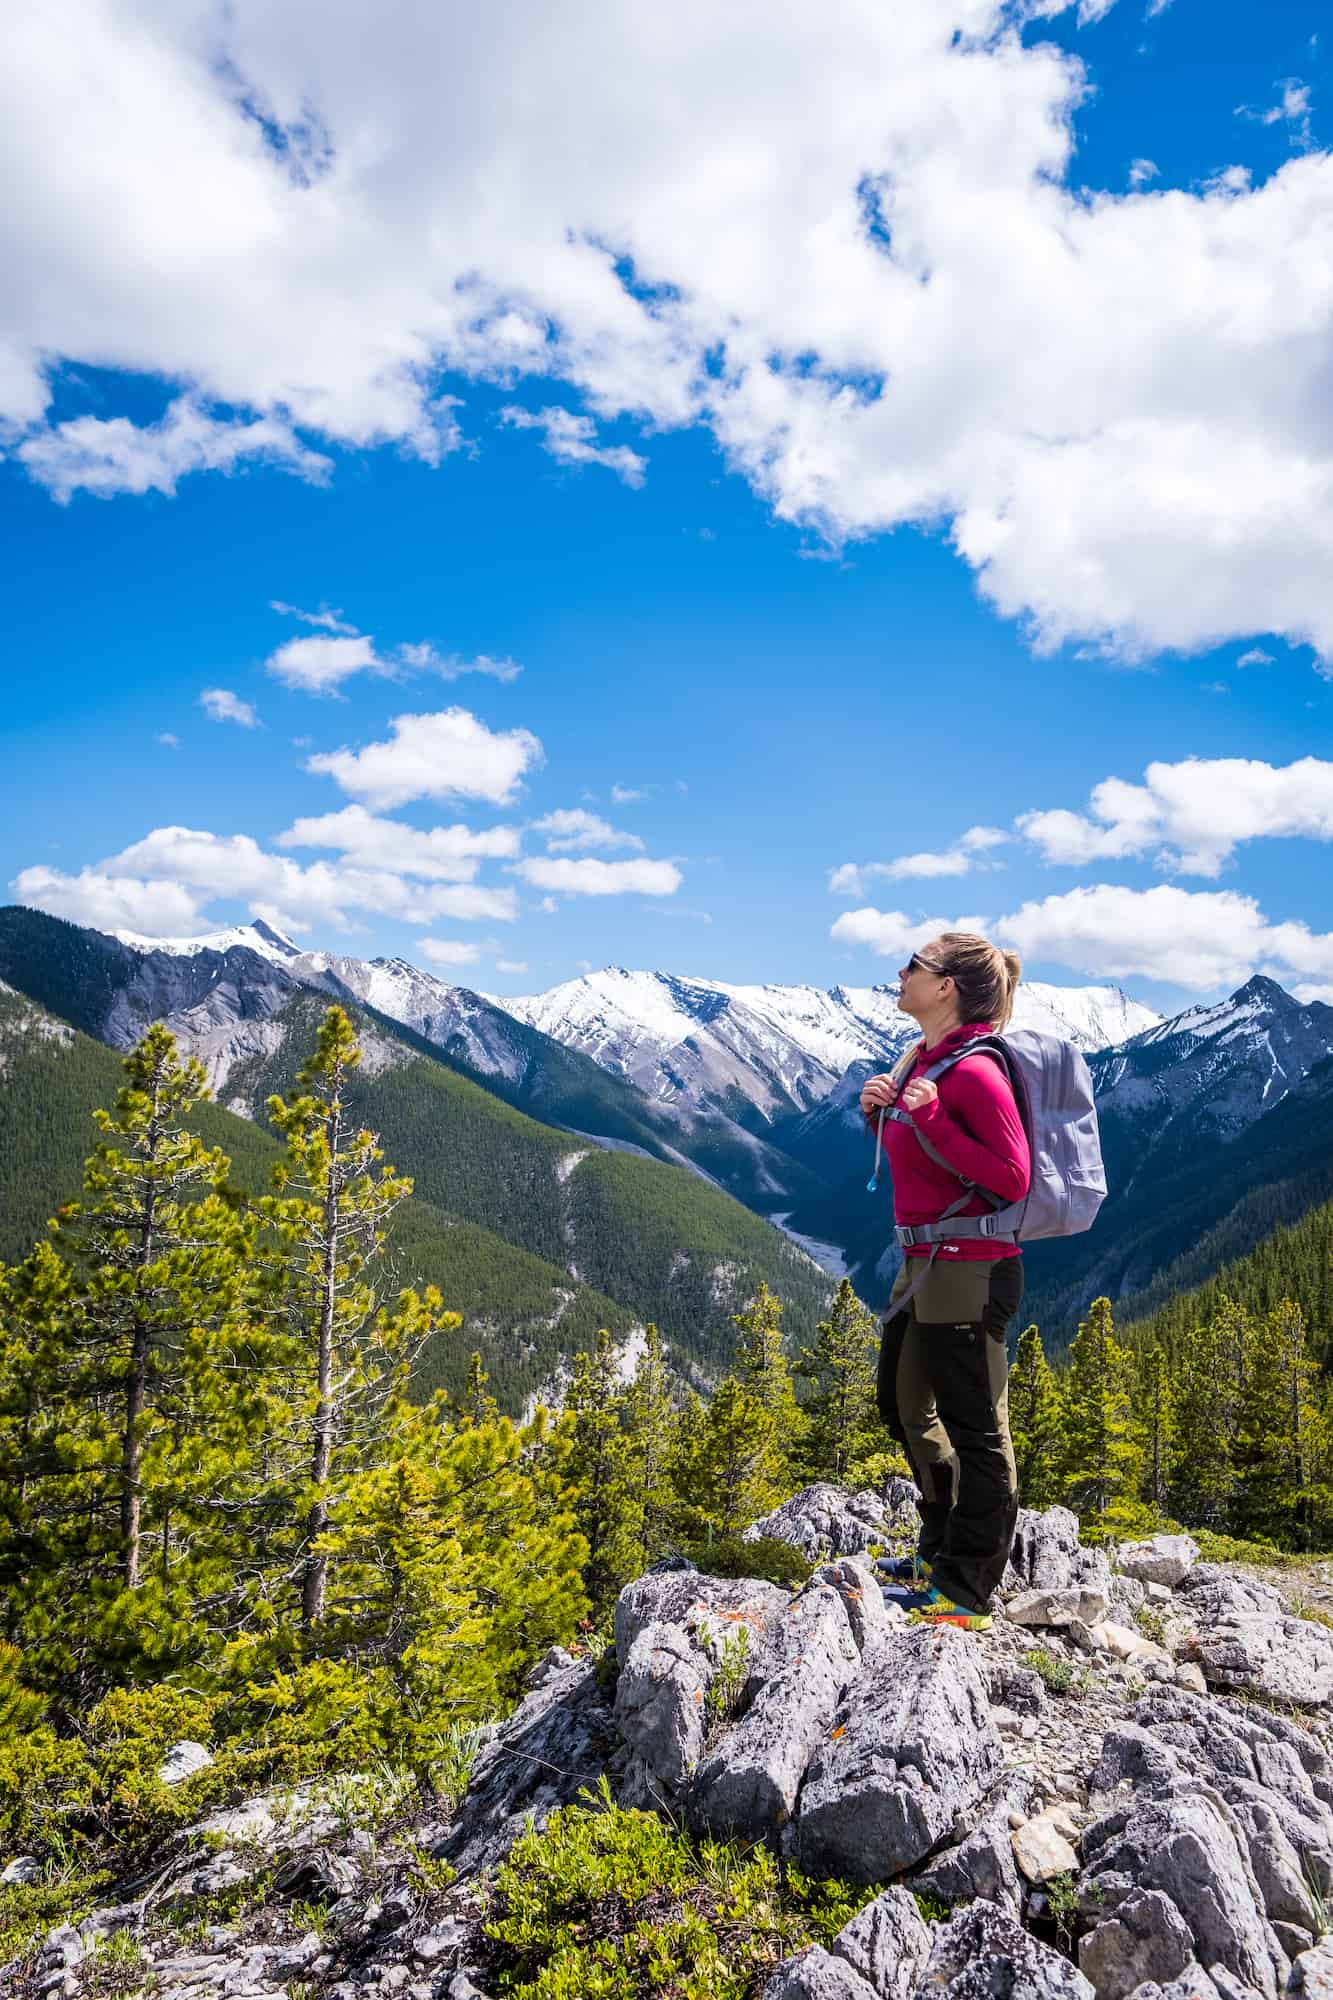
[1020,1647,1091,1698]
[678,1535,812,1592]
[1192,1528,1292,1566]
[0,1872,112,1967]
[482,1777,874,1999]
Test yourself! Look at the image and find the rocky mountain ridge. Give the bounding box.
[497,966,1159,1129]
[13,1488,1333,2000]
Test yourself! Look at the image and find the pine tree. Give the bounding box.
[1008,1324,1065,1508]
[732,1282,805,1477]
[458,1351,500,1429]
[259,1006,456,1634]
[1060,1298,1144,1537]
[0,1031,261,1691]
[54,1026,247,1593]
[672,1377,781,1539]
[793,1279,881,1485]
[1136,1343,1175,1519]
[564,1330,639,1615]
[621,1324,677,1565]
[1231,1300,1318,1546]
[1169,1308,1234,1530]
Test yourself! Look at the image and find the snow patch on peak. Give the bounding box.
[114,919,303,963]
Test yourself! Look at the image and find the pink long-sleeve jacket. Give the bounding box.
[869,1021,1030,1262]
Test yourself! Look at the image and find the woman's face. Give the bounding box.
[896,941,950,1012]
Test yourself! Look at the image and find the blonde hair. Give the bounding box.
[932,932,1021,1032]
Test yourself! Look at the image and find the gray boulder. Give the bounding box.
[1079,1888,1198,2000]
[614,1569,790,1670]
[917,1898,1095,1997]
[439,1656,618,1878]
[745,1485,895,1561]
[810,1555,896,1655]
[1007,1584,1113,1629]
[1288,1942,1333,1993]
[831,1886,931,1998]
[1082,1789,1288,1998]
[690,1581,861,1837]
[1177,1570,1333,1708]
[762,1947,878,2000]
[613,1571,790,1807]
[616,1620,711,1803]
[1118,1536,1200,1589]
[795,1625,1002,1883]
[1005,1505,1114,1597]
[909,1773,1033,1914]
[157,1739,214,1786]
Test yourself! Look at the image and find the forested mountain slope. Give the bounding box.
[0,907,816,1212]
[0,980,657,1409]
[0,977,831,1397]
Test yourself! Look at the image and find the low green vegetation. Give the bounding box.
[481,1778,875,2000]
[1020,1647,1092,1698]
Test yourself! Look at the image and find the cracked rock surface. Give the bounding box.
[13,1490,1333,2000]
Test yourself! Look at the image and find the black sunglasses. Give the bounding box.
[905,951,949,978]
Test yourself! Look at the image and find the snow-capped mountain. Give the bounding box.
[1089,974,1333,1189]
[497,968,1159,1128]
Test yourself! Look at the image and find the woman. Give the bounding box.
[860,932,1030,1632]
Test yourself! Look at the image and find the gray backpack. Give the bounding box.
[870,1029,1106,1299]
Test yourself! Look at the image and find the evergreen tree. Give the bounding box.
[672,1377,781,1539]
[793,1279,881,1484]
[564,1330,639,1615]
[1008,1324,1065,1508]
[260,1006,437,1633]
[1136,1343,1175,1519]
[732,1282,805,1475]
[0,1031,259,1691]
[1169,1307,1234,1530]
[1060,1298,1144,1536]
[458,1351,500,1428]
[620,1324,677,1564]
[1231,1300,1318,1546]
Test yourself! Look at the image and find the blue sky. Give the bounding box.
[5,0,1333,1013]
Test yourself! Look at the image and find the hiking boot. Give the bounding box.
[880,1582,992,1631]
[876,1553,932,1585]
[914,1585,992,1632]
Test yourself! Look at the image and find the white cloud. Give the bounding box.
[495,958,529,973]
[1239,79,1315,150]
[829,826,1006,894]
[266,633,385,694]
[611,783,647,804]
[27,825,520,932]
[278,803,520,878]
[18,396,329,502]
[307,707,544,809]
[832,881,1333,992]
[156,732,179,748]
[11,866,204,935]
[271,600,359,635]
[420,937,481,967]
[397,643,523,682]
[1129,158,1159,188]
[1016,756,1333,876]
[513,857,682,896]
[200,687,259,727]
[14,2,1333,661]
[531,807,644,854]
[501,406,646,486]
[1237,647,1275,667]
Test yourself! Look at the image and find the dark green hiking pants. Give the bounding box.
[876,1255,1024,1614]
